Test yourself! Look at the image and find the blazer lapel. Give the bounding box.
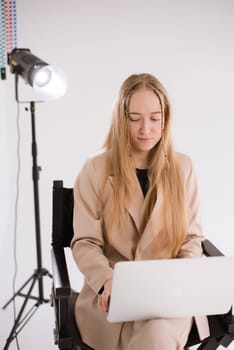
[128,181,145,232]
[136,186,163,255]
[108,174,144,232]
[107,173,163,248]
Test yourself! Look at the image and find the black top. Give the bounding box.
[136,168,149,197]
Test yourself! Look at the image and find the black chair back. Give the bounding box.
[52,180,74,248]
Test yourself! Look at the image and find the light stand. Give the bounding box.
[3,49,67,349]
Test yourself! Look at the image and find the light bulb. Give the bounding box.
[34,66,52,87]
[33,65,68,100]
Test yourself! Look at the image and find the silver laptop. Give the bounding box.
[107,256,234,323]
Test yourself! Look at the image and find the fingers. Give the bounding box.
[98,279,112,313]
[98,290,111,312]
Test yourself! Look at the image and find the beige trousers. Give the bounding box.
[119,317,193,350]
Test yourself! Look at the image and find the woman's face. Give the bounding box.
[128,88,163,164]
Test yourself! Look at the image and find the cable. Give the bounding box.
[12,101,21,350]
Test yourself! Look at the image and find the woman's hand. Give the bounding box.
[98,279,112,313]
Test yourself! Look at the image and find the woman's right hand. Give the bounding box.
[98,279,112,313]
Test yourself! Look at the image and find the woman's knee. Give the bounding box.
[145,319,176,345]
[128,319,173,349]
[128,318,192,350]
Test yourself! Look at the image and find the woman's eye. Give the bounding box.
[151,117,160,122]
[129,117,140,122]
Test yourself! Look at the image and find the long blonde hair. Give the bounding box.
[103,73,187,258]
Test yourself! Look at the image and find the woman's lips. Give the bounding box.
[138,137,153,141]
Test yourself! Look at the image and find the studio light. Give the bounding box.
[8,48,67,100]
[3,48,67,349]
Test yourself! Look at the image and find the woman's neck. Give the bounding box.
[132,152,149,169]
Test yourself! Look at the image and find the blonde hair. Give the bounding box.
[103,73,187,258]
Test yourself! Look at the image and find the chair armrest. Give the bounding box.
[51,246,71,297]
[202,239,224,257]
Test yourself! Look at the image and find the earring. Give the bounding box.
[127,138,131,156]
[161,134,168,161]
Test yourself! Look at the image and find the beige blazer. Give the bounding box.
[71,150,210,350]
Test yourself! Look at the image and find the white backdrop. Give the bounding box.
[0,1,234,349]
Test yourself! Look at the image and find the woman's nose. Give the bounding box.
[140,120,150,133]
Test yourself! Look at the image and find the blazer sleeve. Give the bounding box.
[71,158,113,294]
[177,156,205,258]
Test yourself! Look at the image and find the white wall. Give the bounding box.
[0,0,234,349]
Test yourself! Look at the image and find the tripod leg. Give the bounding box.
[3,274,38,350]
[3,273,35,309]
[47,270,53,278]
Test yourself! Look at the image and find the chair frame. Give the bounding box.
[50,180,234,350]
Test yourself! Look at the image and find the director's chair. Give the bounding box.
[50,180,234,350]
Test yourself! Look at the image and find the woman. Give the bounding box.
[71,73,209,349]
